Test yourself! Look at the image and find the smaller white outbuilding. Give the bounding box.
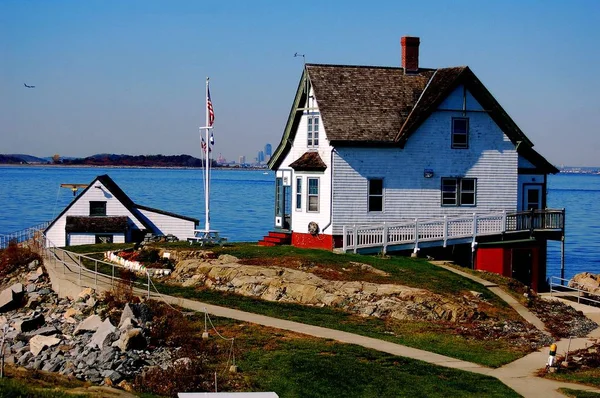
[44,174,198,247]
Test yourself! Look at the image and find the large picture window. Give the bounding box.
[441,178,476,206]
[307,115,320,148]
[368,178,383,212]
[89,201,107,216]
[452,117,469,149]
[295,177,302,210]
[307,177,319,212]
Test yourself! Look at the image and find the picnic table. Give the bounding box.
[187,229,228,246]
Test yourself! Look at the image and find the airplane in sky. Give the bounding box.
[24,83,35,88]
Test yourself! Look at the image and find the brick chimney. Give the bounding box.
[401,36,420,73]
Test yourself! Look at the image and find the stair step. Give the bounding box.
[268,231,291,239]
[258,241,276,247]
[263,236,286,243]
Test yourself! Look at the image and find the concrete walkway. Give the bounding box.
[43,252,600,398]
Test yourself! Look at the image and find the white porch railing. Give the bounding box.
[342,209,565,254]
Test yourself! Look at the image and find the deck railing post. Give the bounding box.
[472,213,477,242]
[95,260,98,289]
[343,226,347,252]
[353,225,358,254]
[383,223,388,255]
[413,218,419,254]
[502,210,507,233]
[443,216,448,247]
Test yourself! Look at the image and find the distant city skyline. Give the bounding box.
[2,1,599,166]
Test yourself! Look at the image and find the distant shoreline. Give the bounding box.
[0,163,271,171]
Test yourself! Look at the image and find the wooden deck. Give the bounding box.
[342,209,565,254]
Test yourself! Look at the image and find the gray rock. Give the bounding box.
[17,351,32,365]
[29,325,59,336]
[113,328,146,352]
[29,335,61,356]
[28,260,39,270]
[10,283,24,295]
[85,350,98,366]
[37,288,52,296]
[98,346,117,364]
[118,304,137,328]
[26,284,37,293]
[32,358,43,370]
[74,314,103,335]
[87,318,118,349]
[131,303,152,324]
[0,287,16,313]
[15,313,45,333]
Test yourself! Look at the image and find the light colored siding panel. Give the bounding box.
[331,88,518,235]
[137,209,196,241]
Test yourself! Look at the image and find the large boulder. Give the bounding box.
[74,314,103,335]
[87,319,118,349]
[570,273,600,295]
[112,328,146,352]
[14,313,45,333]
[30,335,61,356]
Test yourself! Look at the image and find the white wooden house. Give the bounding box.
[265,36,564,291]
[44,174,198,247]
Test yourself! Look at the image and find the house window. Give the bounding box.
[441,178,476,206]
[307,115,319,148]
[368,178,383,212]
[307,177,319,212]
[295,177,302,210]
[89,201,107,216]
[452,117,469,149]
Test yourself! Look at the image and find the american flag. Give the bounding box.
[207,85,214,127]
[201,136,211,153]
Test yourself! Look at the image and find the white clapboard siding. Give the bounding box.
[331,85,518,235]
[67,233,125,246]
[279,90,334,235]
[136,208,196,241]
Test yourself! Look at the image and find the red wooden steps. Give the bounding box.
[258,231,291,246]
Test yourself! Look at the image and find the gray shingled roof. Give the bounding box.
[307,64,435,143]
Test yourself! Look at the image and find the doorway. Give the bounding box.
[275,177,291,230]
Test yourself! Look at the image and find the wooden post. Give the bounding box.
[472,213,477,242]
[343,225,347,252]
[561,235,565,285]
[502,210,507,233]
[353,225,358,254]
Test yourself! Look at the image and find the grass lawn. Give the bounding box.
[65,243,531,367]
[559,388,600,398]
[239,339,519,398]
[545,368,600,389]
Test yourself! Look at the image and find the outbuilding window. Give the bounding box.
[441,178,476,206]
[89,201,107,216]
[307,177,319,212]
[452,117,469,149]
[368,178,383,212]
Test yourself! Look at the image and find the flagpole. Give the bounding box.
[205,77,211,232]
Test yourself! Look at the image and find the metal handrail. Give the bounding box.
[549,276,600,306]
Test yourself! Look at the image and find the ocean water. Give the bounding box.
[0,166,598,280]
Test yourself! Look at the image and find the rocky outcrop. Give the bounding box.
[169,257,483,322]
[570,272,600,295]
[0,267,175,386]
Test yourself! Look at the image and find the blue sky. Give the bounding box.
[1,0,599,166]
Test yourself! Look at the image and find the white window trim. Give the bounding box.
[368,178,384,212]
[441,177,477,207]
[295,177,302,211]
[307,114,320,149]
[451,117,469,149]
[307,177,320,213]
